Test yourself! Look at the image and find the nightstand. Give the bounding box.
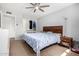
[60,36,73,48]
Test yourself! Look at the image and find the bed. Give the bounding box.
[23,26,63,56]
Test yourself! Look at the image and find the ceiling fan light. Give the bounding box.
[35,6,39,10]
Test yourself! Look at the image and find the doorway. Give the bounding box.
[2,15,15,39]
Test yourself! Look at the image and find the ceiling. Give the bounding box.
[0,3,74,19]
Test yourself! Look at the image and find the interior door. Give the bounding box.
[2,15,15,38]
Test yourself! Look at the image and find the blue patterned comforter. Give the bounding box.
[23,32,60,53]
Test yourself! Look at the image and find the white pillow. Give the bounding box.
[47,31,53,34]
[54,33,61,43]
[54,33,61,36]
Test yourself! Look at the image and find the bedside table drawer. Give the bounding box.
[62,39,70,43]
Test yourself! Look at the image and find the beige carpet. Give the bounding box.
[10,40,79,56]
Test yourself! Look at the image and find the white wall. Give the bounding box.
[37,4,79,41]
[65,4,79,41]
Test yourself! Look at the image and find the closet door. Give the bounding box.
[2,15,15,38]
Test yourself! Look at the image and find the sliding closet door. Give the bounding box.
[2,15,15,38]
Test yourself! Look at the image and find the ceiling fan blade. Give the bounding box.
[34,9,36,12]
[26,7,34,9]
[30,3,35,6]
[30,3,40,6]
[40,5,50,8]
[39,8,44,12]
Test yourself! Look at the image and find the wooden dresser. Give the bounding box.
[60,36,73,48]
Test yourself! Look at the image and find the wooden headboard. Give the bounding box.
[43,26,63,36]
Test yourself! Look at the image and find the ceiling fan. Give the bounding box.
[25,3,50,13]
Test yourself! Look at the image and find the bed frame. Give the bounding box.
[43,26,63,36]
